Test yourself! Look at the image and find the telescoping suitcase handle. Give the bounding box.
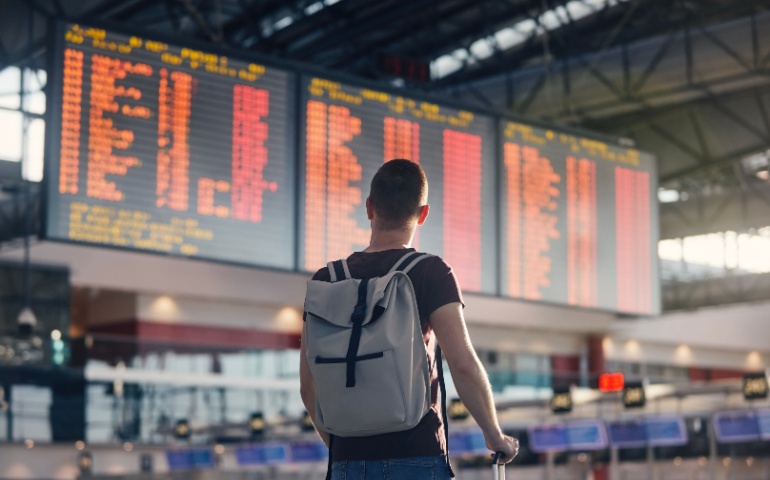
[492,452,506,480]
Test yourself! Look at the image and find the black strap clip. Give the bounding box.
[351,304,366,324]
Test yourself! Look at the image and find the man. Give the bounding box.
[300,159,518,479]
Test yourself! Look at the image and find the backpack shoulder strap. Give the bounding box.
[437,346,456,478]
[326,259,351,282]
[387,251,433,275]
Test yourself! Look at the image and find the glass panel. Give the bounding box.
[11,385,52,442]
[0,66,21,109]
[23,69,46,114]
[0,109,23,161]
[647,364,666,383]
[738,232,770,273]
[24,118,44,181]
[515,353,541,387]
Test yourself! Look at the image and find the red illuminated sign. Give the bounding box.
[599,372,625,392]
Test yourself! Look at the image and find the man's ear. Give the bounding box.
[417,204,429,226]
[366,197,374,220]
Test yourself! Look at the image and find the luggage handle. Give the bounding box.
[492,452,506,480]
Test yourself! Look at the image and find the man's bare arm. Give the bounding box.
[430,302,518,463]
[299,332,331,448]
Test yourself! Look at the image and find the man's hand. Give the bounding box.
[485,433,519,464]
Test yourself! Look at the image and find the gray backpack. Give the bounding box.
[303,251,434,437]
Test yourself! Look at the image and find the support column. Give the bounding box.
[50,375,86,442]
[551,354,580,389]
[587,335,606,389]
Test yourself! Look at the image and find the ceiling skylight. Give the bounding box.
[266,0,344,35]
[431,0,629,80]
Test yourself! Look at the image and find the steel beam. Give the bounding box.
[663,272,770,311]
[659,183,770,239]
[688,110,711,162]
[661,143,770,183]
[288,0,460,62]
[758,93,770,137]
[26,0,55,17]
[181,0,222,43]
[696,23,754,74]
[83,0,155,21]
[649,123,705,165]
[0,33,8,67]
[631,30,678,95]
[435,0,770,88]
[582,79,770,131]
[577,56,625,101]
[707,95,770,144]
[405,0,553,62]
[516,70,547,114]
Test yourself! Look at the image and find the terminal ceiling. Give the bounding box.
[1,0,770,241]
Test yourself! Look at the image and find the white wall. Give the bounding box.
[603,337,768,371]
[136,293,304,333]
[610,301,770,353]
[87,289,137,325]
[604,300,770,370]
[467,324,584,356]
[1,242,306,306]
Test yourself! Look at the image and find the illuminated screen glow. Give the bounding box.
[299,76,497,293]
[500,121,661,314]
[44,23,661,315]
[45,23,296,269]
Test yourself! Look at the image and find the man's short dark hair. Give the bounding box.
[369,159,428,230]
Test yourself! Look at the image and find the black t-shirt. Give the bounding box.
[308,248,464,461]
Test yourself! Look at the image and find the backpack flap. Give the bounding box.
[304,278,362,328]
[304,274,395,328]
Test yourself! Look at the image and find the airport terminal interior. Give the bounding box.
[0,0,769,478]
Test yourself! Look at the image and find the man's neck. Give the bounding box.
[364,228,414,253]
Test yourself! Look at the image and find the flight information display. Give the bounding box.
[45,23,662,315]
[500,121,660,315]
[299,76,497,293]
[45,23,296,269]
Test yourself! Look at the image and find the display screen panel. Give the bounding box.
[45,23,663,316]
[299,76,497,293]
[235,445,260,465]
[288,441,327,462]
[528,423,569,453]
[500,121,660,314]
[714,411,761,443]
[46,23,296,269]
[608,419,648,448]
[166,448,214,469]
[644,416,688,446]
[449,429,490,455]
[565,420,608,451]
[759,409,770,440]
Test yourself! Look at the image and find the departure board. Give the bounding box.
[500,121,660,315]
[299,77,497,293]
[45,23,295,269]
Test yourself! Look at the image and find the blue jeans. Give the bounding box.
[330,455,452,480]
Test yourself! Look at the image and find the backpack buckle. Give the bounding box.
[351,305,366,324]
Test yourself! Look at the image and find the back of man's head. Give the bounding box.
[369,159,428,231]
